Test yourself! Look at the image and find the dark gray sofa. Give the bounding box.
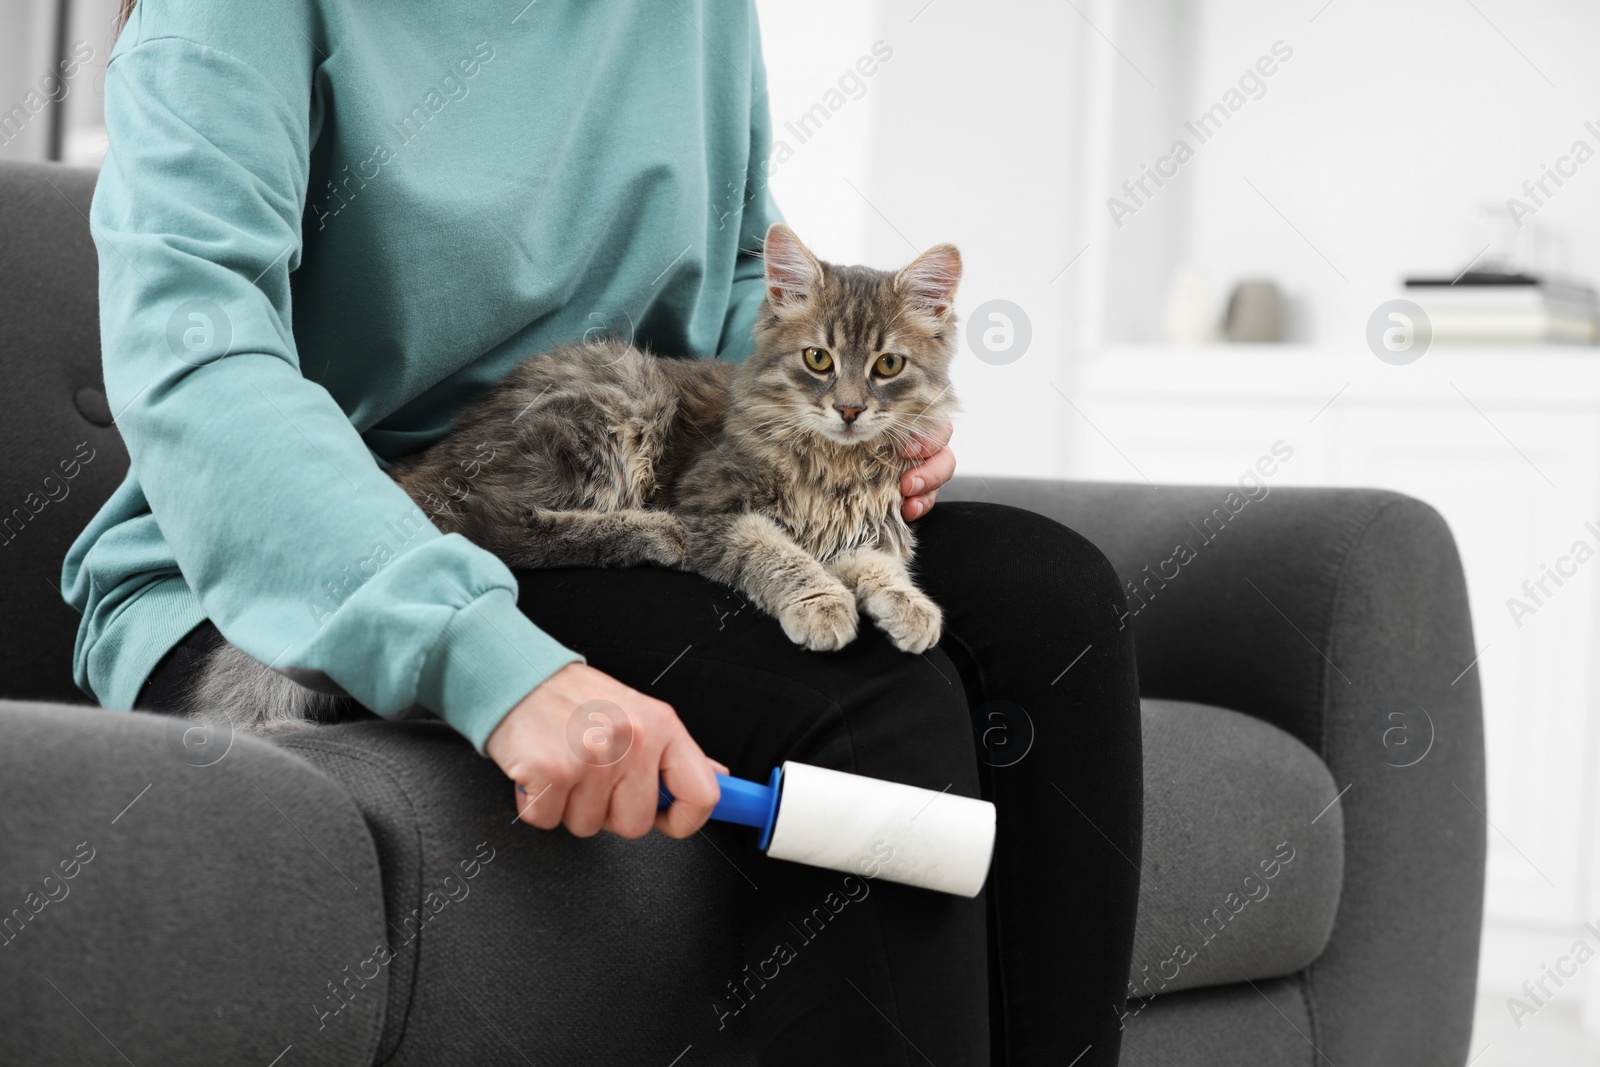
[0,160,1485,1066]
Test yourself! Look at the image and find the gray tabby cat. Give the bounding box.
[183,223,962,732]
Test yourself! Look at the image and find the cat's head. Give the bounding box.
[740,223,962,451]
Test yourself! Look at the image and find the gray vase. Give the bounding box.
[1224,280,1284,342]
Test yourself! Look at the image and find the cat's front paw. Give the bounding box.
[862,586,942,654]
[778,583,860,651]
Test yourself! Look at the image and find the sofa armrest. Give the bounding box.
[944,476,1486,1067]
[0,702,388,1066]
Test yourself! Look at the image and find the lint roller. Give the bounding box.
[658,761,996,898]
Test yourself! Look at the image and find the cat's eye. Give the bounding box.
[803,347,833,373]
[874,352,906,377]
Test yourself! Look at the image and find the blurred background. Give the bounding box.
[6,0,1598,1061]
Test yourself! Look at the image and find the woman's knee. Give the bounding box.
[918,500,1127,633]
[912,501,1142,746]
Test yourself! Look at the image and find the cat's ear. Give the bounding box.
[763,223,824,307]
[895,243,962,317]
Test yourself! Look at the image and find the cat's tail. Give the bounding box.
[178,641,344,736]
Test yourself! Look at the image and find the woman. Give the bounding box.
[64,1,1142,1062]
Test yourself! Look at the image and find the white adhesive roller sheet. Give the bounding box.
[765,761,996,898]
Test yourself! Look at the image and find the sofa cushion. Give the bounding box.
[0,701,388,1067]
[1129,699,1344,996]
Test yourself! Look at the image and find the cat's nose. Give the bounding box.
[834,404,865,424]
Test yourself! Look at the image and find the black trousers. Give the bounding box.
[138,501,1143,1066]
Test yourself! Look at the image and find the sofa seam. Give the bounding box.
[275,737,427,1065]
[1297,969,1322,1066]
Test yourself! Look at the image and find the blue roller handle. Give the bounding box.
[658,766,784,851]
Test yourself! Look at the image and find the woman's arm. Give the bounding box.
[87,4,575,753]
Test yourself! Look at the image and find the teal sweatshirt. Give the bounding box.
[62,0,780,751]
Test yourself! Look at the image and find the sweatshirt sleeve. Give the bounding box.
[716,9,784,364]
[93,24,581,752]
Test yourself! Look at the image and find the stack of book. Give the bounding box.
[1403,273,1599,344]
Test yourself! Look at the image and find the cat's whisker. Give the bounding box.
[911,382,954,418]
[875,414,927,438]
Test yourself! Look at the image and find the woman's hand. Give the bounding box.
[899,418,955,521]
[486,662,725,839]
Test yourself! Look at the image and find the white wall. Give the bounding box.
[752,0,878,263]
[1099,0,1600,344]
[59,0,117,167]
[0,0,117,166]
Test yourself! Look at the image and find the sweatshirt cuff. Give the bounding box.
[417,588,585,755]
